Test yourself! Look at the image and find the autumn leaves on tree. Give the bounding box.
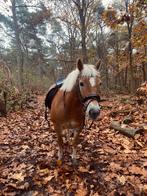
[103,0,147,92]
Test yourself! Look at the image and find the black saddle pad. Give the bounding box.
[45,81,63,109]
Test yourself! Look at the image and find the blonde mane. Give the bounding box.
[60,64,100,92]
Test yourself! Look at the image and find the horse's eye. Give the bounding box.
[80,82,84,87]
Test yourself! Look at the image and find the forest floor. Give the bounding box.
[0,94,147,196]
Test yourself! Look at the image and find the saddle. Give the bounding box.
[45,78,64,109]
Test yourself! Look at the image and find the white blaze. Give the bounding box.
[89,77,96,87]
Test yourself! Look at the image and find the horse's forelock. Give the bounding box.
[60,69,80,92]
[82,64,100,77]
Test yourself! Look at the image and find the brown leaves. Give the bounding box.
[117,175,126,185]
[10,172,25,182]
[78,166,89,173]
[129,165,146,176]
[102,8,118,29]
[75,182,87,196]
[0,95,147,195]
[137,81,147,97]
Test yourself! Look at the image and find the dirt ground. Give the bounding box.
[0,95,147,196]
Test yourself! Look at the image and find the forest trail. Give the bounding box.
[0,95,147,195]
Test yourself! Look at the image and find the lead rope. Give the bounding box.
[88,120,94,129]
[84,118,94,130]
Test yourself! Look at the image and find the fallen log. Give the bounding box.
[110,109,137,117]
[131,123,147,131]
[110,121,143,137]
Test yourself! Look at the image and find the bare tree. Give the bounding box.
[53,0,101,63]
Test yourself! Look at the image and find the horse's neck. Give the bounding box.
[68,85,82,106]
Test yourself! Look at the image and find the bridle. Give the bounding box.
[76,76,101,130]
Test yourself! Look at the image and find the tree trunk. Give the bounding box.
[124,66,128,88]
[81,24,88,63]
[128,34,134,92]
[115,30,119,89]
[74,0,88,63]
[11,0,24,89]
[99,25,109,88]
[142,61,147,81]
[142,46,147,81]
[125,0,134,93]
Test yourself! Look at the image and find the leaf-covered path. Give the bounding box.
[0,95,147,195]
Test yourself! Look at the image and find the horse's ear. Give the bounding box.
[95,59,102,70]
[77,58,83,71]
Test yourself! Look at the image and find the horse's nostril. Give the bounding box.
[89,109,100,120]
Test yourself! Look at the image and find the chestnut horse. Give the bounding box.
[49,59,101,163]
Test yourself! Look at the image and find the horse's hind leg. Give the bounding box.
[54,126,63,161]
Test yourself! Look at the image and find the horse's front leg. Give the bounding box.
[72,128,82,165]
[54,126,63,161]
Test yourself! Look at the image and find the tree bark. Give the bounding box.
[125,0,134,93]
[142,46,147,81]
[99,24,109,88]
[11,0,24,88]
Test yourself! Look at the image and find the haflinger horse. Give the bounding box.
[47,58,102,164]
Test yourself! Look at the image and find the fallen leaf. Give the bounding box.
[79,166,89,173]
[17,182,30,190]
[11,172,25,181]
[76,182,87,196]
[39,168,50,176]
[124,149,132,154]
[135,140,144,147]
[92,192,100,196]
[139,184,147,193]
[54,170,58,179]
[109,162,122,171]
[57,159,62,166]
[129,165,146,176]
[117,175,126,185]
[142,125,147,131]
[43,175,54,184]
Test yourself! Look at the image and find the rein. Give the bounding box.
[77,78,100,112]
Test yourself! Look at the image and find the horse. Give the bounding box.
[45,58,102,164]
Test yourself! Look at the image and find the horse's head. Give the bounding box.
[76,58,102,120]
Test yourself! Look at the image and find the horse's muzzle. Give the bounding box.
[89,108,100,120]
